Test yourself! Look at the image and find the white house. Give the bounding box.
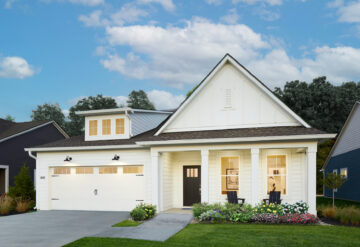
[26,54,335,214]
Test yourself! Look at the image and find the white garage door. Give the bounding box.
[50,166,145,211]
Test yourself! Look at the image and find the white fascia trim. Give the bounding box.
[0,121,56,144]
[51,121,70,139]
[155,55,310,136]
[25,144,146,152]
[76,108,172,116]
[137,134,336,146]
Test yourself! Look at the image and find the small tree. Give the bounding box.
[323,172,346,208]
[9,165,35,200]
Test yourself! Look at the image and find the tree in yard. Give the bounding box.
[186,84,200,99]
[31,103,66,130]
[8,165,35,200]
[323,172,347,208]
[316,139,335,194]
[127,90,155,110]
[67,94,118,136]
[4,114,15,122]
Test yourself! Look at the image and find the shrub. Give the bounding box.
[136,203,156,220]
[130,207,146,221]
[0,195,14,215]
[335,207,360,225]
[322,207,336,219]
[282,201,309,214]
[252,213,279,223]
[15,198,33,213]
[8,165,35,200]
[193,203,225,219]
[279,213,319,225]
[229,211,254,223]
[198,210,226,223]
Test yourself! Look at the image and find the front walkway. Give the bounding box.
[93,213,193,241]
[0,210,129,247]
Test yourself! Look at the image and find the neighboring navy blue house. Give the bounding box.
[323,102,360,202]
[0,119,68,194]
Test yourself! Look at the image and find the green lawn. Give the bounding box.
[112,219,141,227]
[317,196,360,209]
[64,224,360,247]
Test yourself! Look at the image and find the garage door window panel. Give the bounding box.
[54,167,71,175]
[75,167,94,174]
[123,166,143,174]
[99,167,118,174]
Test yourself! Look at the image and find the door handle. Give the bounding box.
[94,189,98,195]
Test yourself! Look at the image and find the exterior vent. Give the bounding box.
[224,88,232,108]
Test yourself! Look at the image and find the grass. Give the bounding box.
[64,224,360,247]
[317,196,360,209]
[112,219,141,227]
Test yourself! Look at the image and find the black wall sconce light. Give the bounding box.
[112,154,120,161]
[64,156,72,162]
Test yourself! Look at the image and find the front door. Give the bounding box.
[183,166,201,206]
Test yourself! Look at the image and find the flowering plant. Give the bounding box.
[282,201,309,214]
[278,213,319,224]
[198,210,226,223]
[136,203,156,220]
[255,203,284,215]
[252,213,279,223]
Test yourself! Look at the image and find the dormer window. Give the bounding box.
[116,118,125,134]
[102,119,111,135]
[89,120,98,136]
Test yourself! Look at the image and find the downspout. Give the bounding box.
[125,108,133,137]
[28,150,37,160]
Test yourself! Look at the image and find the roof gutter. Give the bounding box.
[25,144,146,153]
[136,133,337,146]
[27,150,37,160]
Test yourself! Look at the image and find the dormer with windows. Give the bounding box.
[76,108,172,141]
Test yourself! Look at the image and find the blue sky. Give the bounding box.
[1,0,360,121]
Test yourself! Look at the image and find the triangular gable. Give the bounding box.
[322,102,360,170]
[155,54,310,136]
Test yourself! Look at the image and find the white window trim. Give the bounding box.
[265,153,288,196]
[219,155,241,195]
[0,165,9,193]
[340,168,348,179]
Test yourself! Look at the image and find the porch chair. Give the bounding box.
[227,191,245,205]
[263,191,282,205]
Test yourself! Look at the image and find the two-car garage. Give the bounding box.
[49,165,145,211]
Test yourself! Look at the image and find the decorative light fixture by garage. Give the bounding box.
[64,156,72,162]
[112,154,120,161]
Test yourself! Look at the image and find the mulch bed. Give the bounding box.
[319,217,360,228]
[0,210,35,217]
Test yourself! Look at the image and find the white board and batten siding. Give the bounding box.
[162,63,301,133]
[332,103,360,157]
[36,149,152,211]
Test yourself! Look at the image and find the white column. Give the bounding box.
[201,149,209,203]
[251,148,260,206]
[151,151,160,210]
[307,145,317,215]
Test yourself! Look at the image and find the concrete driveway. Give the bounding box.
[0,210,129,247]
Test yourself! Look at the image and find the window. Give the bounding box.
[89,120,98,136]
[340,168,348,179]
[186,168,198,178]
[75,167,94,174]
[99,166,117,174]
[54,167,71,175]
[123,166,143,174]
[116,118,125,134]
[221,157,239,194]
[102,119,111,135]
[267,155,286,195]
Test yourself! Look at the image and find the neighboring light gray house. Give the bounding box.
[26,54,336,214]
[323,102,360,202]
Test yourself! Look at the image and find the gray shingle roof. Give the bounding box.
[32,126,327,148]
[0,119,50,141]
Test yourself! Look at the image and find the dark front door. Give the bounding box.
[183,166,201,206]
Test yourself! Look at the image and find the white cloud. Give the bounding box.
[78,10,109,27]
[337,1,360,23]
[0,56,36,79]
[147,90,184,110]
[4,0,17,8]
[232,0,282,6]
[115,95,128,106]
[137,0,175,12]
[68,0,104,6]
[110,4,148,25]
[102,18,269,86]
[258,8,280,21]
[220,8,240,24]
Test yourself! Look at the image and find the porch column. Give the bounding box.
[151,151,160,210]
[251,148,260,206]
[201,149,209,203]
[307,146,317,214]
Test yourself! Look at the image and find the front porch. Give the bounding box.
[150,142,317,214]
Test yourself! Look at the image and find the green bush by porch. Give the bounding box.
[112,219,141,227]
